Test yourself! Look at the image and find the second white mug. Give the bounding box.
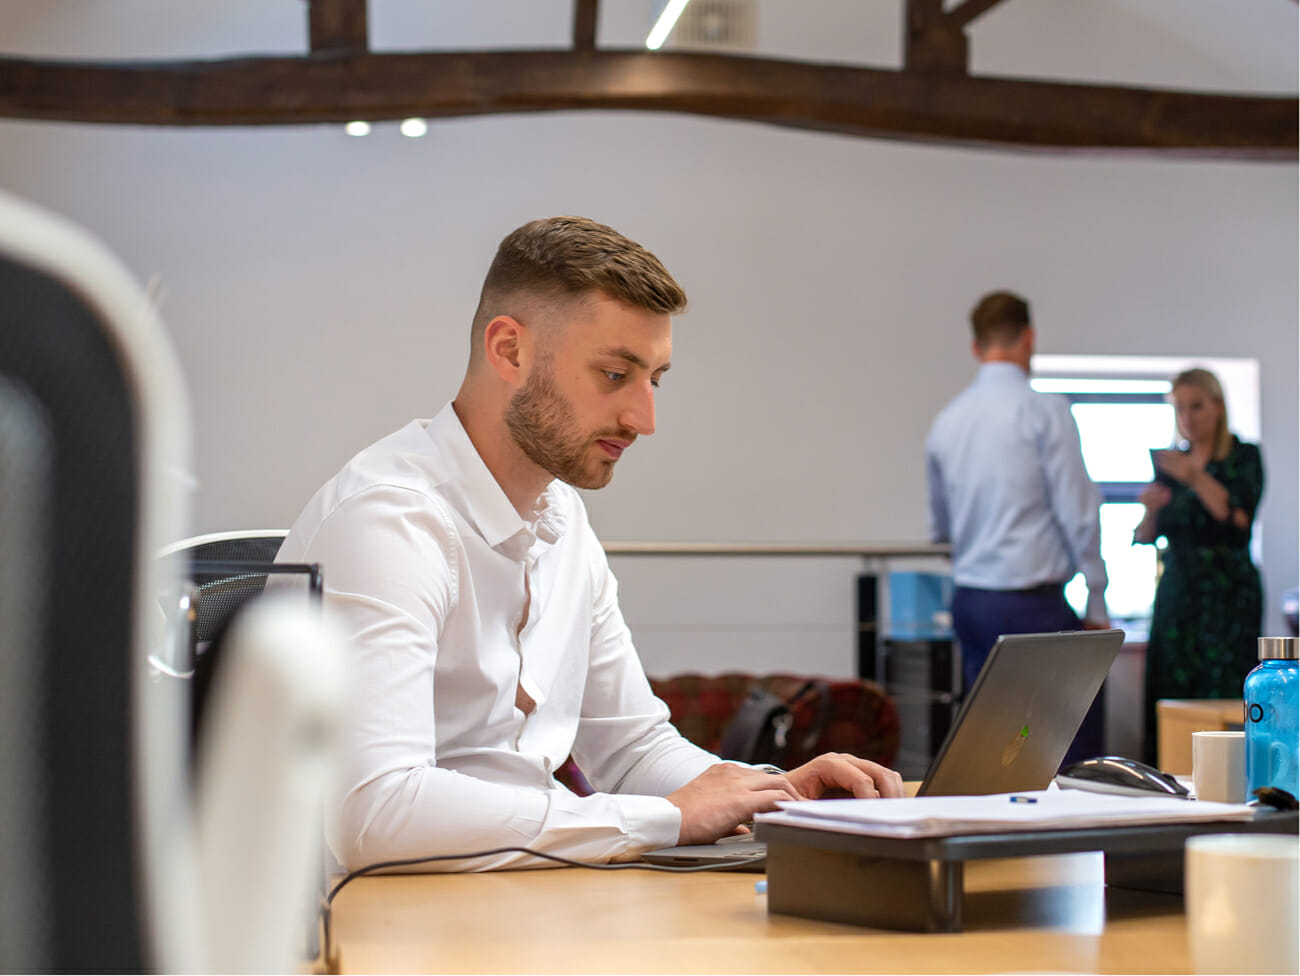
[1186,833,1299,974]
[1192,730,1246,803]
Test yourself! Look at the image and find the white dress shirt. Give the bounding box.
[925,362,1108,624]
[278,403,721,871]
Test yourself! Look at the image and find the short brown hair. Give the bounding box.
[471,216,686,350]
[970,291,1031,349]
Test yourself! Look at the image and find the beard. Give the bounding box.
[505,362,628,490]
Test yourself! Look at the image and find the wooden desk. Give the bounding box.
[323,853,1190,974]
[1156,699,1244,774]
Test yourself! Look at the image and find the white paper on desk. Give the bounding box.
[757,790,1256,839]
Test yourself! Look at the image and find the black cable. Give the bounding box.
[318,844,763,969]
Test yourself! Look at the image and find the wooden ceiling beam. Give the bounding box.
[947,0,1009,30]
[0,50,1293,160]
[573,0,599,53]
[904,0,1010,73]
[905,0,969,74]
[308,0,367,55]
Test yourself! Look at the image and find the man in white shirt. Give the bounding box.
[925,290,1109,766]
[280,216,902,872]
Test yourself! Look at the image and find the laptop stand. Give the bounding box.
[757,808,1297,932]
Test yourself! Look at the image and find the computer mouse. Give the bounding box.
[1054,756,1190,798]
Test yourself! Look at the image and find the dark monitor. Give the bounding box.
[0,189,198,971]
[0,378,55,970]
[0,184,343,976]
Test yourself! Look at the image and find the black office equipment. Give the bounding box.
[0,188,197,971]
[882,638,960,778]
[1057,756,1190,798]
[857,571,961,779]
[0,378,55,969]
[0,188,343,974]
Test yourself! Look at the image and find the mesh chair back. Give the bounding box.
[194,574,275,646]
[162,531,306,644]
[186,533,286,573]
[164,532,321,754]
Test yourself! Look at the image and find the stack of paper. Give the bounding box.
[757,790,1256,839]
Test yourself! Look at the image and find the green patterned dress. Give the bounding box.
[1143,436,1264,764]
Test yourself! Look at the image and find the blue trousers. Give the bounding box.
[951,584,1106,770]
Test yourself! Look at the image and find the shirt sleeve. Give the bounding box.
[1036,397,1109,624]
[306,488,687,873]
[568,536,722,800]
[1225,441,1265,519]
[925,431,952,545]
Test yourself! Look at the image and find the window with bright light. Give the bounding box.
[1064,503,1161,620]
[1071,402,1175,486]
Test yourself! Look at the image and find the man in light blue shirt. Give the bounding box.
[925,291,1109,764]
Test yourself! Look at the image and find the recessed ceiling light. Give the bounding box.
[400,118,428,138]
[344,121,371,137]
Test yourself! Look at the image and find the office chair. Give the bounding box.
[159,530,324,755]
[159,529,320,645]
[159,530,337,970]
[0,188,343,974]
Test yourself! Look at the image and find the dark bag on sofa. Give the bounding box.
[718,680,830,767]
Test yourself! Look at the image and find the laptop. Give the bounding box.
[641,628,1126,869]
[914,628,1124,795]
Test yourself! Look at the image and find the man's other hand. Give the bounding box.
[785,753,905,800]
[667,764,805,846]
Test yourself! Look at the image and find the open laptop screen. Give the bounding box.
[918,629,1125,797]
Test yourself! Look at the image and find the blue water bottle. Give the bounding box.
[1244,637,1299,799]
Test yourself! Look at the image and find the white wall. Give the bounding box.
[1,0,1295,678]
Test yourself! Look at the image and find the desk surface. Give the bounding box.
[324,852,1191,974]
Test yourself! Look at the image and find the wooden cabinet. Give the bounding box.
[1156,698,1244,774]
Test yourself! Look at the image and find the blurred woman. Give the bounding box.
[1135,367,1264,765]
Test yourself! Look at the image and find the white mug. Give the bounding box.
[1185,833,1299,974]
[1192,730,1246,804]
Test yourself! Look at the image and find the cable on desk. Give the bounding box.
[319,844,761,969]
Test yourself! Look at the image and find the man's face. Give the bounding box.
[505,293,672,490]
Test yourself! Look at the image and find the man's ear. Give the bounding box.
[482,315,531,385]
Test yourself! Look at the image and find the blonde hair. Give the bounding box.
[1172,367,1232,461]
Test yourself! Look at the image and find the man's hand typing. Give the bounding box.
[785,753,905,800]
[667,764,805,846]
[666,754,904,845]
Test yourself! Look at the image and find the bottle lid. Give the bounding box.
[1258,637,1300,660]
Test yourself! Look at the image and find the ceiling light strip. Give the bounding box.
[646,0,691,50]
